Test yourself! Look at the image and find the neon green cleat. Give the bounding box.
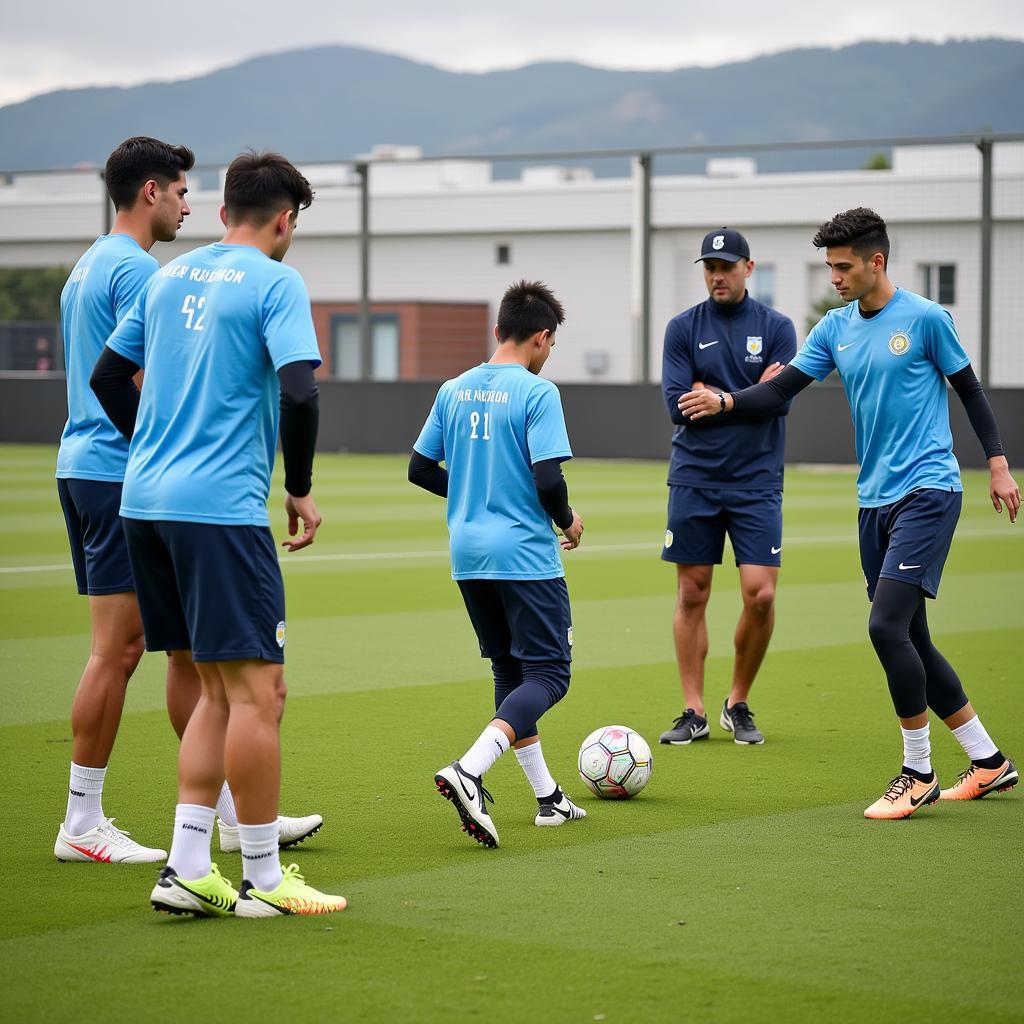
[234,863,347,918]
[150,863,238,918]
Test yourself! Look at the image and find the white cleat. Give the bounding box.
[55,818,167,863]
[434,761,499,848]
[218,813,323,853]
[535,788,588,827]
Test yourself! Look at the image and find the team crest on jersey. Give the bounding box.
[276,621,286,648]
[888,331,912,356]
[567,626,574,649]
[664,529,674,548]
[712,235,725,250]
[746,336,762,355]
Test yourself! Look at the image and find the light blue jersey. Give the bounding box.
[414,362,573,580]
[57,234,158,481]
[107,243,321,526]
[792,289,970,507]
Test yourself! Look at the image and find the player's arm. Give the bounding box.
[679,364,814,421]
[408,450,449,497]
[947,365,1020,524]
[662,319,705,427]
[534,457,583,549]
[278,360,322,551]
[90,347,141,440]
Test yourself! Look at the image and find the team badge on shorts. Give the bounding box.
[888,331,912,356]
[275,621,286,648]
[664,529,674,549]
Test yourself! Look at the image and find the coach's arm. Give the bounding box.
[679,363,815,421]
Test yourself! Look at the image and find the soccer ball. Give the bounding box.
[578,725,653,799]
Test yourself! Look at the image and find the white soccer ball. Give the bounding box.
[578,725,653,799]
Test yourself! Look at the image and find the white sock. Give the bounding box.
[459,725,510,779]
[64,762,106,835]
[514,740,558,799]
[168,804,216,880]
[901,724,932,775]
[951,716,999,761]
[215,782,238,827]
[239,821,283,891]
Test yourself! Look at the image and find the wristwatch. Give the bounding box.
[718,392,728,412]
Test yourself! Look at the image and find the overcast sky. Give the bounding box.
[3,0,1023,108]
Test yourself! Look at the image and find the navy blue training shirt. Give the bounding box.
[662,293,797,490]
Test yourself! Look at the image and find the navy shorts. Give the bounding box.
[662,485,783,567]
[57,478,134,596]
[858,488,961,601]
[457,577,573,663]
[122,519,286,663]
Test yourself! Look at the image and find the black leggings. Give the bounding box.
[492,654,570,741]
[867,579,969,720]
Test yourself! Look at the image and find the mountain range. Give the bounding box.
[1,38,1022,173]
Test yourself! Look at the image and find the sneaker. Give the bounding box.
[150,864,237,917]
[218,813,323,853]
[939,759,1018,801]
[720,700,764,745]
[659,709,709,745]
[535,787,587,827]
[235,863,347,918]
[863,772,941,820]
[434,761,499,848]
[55,818,167,863]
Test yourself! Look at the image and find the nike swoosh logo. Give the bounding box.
[771,546,782,554]
[458,776,477,803]
[910,784,937,806]
[174,878,232,909]
[698,341,719,349]
[978,771,1012,790]
[837,343,857,352]
[545,803,571,819]
[898,563,921,570]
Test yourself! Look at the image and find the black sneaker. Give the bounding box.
[659,709,709,745]
[434,761,499,847]
[720,700,764,745]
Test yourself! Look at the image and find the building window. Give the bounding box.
[920,264,956,305]
[496,243,511,265]
[749,264,776,307]
[331,314,399,380]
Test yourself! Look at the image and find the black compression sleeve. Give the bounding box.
[408,450,449,498]
[947,366,1005,459]
[533,458,574,530]
[90,347,141,440]
[729,364,814,416]
[278,361,319,498]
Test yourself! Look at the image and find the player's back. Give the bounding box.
[57,234,157,481]
[424,362,572,581]
[110,242,319,526]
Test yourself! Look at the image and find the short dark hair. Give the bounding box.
[496,280,565,342]
[223,151,314,226]
[813,207,890,267]
[104,136,195,211]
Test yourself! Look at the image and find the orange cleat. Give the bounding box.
[864,772,940,819]
[939,759,1017,801]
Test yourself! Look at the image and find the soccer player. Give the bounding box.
[91,151,345,916]
[659,228,796,747]
[680,208,1019,819]
[54,137,193,863]
[409,281,587,848]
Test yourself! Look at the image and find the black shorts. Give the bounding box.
[858,488,961,601]
[662,485,783,567]
[457,577,573,663]
[122,519,286,663]
[57,478,135,596]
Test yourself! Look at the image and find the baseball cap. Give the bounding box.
[695,227,750,263]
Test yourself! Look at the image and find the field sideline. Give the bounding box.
[1,444,1021,1023]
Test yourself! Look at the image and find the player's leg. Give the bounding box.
[660,486,723,745]
[55,479,164,863]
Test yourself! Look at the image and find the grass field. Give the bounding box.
[1,443,1021,1023]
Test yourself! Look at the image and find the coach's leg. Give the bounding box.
[730,564,778,707]
[674,564,713,714]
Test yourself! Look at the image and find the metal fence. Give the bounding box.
[1,132,1022,387]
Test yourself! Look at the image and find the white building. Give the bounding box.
[1,144,1022,384]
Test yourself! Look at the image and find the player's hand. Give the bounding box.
[560,509,584,550]
[282,492,322,551]
[759,362,784,383]
[989,457,1020,524]
[679,389,731,420]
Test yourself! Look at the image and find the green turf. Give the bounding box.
[1,445,1021,1023]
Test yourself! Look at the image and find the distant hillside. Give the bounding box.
[1,38,1022,172]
